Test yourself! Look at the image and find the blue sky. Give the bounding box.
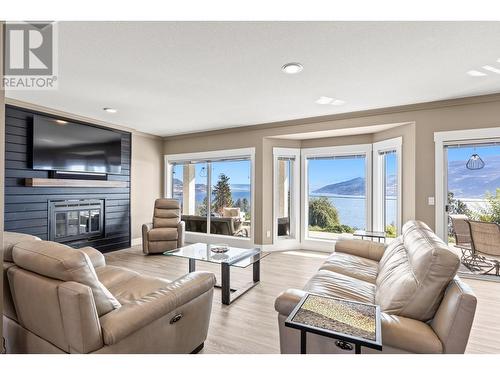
[173,153,401,192]
[173,160,251,185]
[308,157,367,191]
[447,144,500,162]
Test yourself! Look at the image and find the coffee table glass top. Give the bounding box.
[353,230,386,238]
[163,243,268,268]
[287,294,381,348]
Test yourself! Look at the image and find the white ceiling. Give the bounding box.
[7,21,500,137]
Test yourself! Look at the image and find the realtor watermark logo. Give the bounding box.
[3,21,58,90]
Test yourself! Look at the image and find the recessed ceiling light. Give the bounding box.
[482,65,500,74]
[467,70,487,77]
[103,107,117,113]
[55,119,68,124]
[331,99,346,106]
[315,96,346,105]
[315,96,333,104]
[281,63,303,74]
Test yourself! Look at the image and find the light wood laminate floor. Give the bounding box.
[105,246,500,354]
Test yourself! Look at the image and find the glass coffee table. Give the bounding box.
[164,243,268,305]
[353,230,386,243]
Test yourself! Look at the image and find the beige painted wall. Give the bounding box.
[164,94,500,244]
[130,133,164,240]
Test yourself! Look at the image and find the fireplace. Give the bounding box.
[49,199,104,242]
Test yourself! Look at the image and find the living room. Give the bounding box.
[1,2,500,374]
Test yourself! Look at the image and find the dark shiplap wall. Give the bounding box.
[4,105,131,252]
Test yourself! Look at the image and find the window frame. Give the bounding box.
[165,147,256,247]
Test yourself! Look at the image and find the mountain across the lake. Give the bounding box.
[313,177,366,196]
[447,156,500,198]
[312,175,397,196]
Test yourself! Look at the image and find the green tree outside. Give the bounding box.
[212,173,233,215]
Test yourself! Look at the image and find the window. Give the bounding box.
[373,137,402,238]
[276,157,293,238]
[302,144,372,242]
[166,149,254,240]
[273,148,300,243]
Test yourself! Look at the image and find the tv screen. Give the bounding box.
[33,115,122,174]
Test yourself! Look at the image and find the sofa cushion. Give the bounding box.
[304,269,375,304]
[2,231,41,262]
[97,265,140,289]
[105,273,171,304]
[12,240,121,316]
[375,221,460,321]
[148,227,178,241]
[320,252,378,284]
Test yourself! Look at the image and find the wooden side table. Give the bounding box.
[285,293,382,354]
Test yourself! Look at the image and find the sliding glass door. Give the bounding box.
[167,150,253,240]
[444,141,500,244]
[171,162,208,234]
[209,159,252,237]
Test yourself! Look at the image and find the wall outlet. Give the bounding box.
[266,230,271,238]
[428,196,435,206]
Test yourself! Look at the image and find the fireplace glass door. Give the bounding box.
[50,200,104,242]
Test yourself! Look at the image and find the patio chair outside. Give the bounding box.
[467,220,500,276]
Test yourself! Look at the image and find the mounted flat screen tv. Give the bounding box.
[33,115,122,174]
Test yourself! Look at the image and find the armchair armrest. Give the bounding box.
[381,313,443,353]
[142,223,153,254]
[334,239,386,262]
[99,271,216,345]
[58,281,103,353]
[177,221,185,247]
[275,288,307,316]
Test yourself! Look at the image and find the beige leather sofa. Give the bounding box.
[142,199,185,254]
[275,221,477,354]
[3,232,215,354]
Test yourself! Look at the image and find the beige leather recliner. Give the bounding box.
[2,232,215,354]
[275,221,477,354]
[142,199,185,254]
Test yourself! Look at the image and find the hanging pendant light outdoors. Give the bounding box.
[466,148,485,170]
[199,166,207,177]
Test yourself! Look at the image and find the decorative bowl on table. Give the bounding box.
[210,244,229,253]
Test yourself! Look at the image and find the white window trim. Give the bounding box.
[301,144,373,249]
[373,137,402,235]
[434,127,500,241]
[273,147,301,250]
[164,147,256,247]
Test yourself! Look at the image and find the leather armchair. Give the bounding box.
[275,221,477,354]
[3,232,215,354]
[142,198,185,254]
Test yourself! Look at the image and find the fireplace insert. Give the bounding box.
[48,199,104,242]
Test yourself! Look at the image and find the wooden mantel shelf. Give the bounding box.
[25,178,128,188]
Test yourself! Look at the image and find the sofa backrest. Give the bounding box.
[375,220,460,321]
[153,198,181,228]
[11,240,121,316]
